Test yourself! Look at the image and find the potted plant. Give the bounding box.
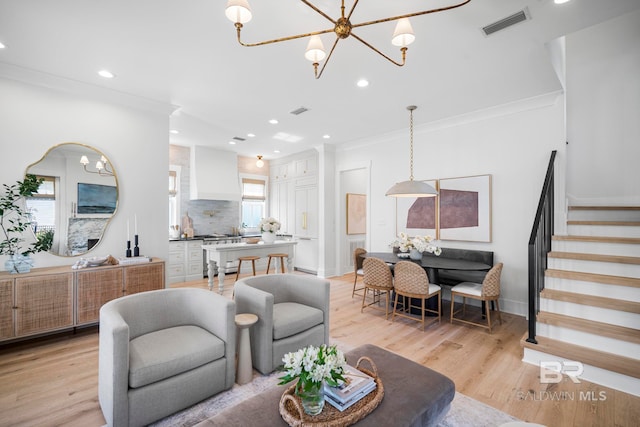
[279,344,347,416]
[258,217,281,243]
[0,174,49,273]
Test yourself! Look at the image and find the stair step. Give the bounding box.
[568,220,640,226]
[569,206,640,211]
[537,311,640,345]
[548,251,640,265]
[566,222,640,238]
[547,252,640,278]
[521,334,640,379]
[568,206,640,221]
[540,288,640,314]
[551,236,640,257]
[552,235,640,244]
[545,269,640,288]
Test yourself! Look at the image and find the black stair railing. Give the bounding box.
[527,150,557,344]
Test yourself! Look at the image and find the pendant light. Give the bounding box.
[256,155,264,168]
[385,106,437,198]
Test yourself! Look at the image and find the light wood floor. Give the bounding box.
[1,271,638,427]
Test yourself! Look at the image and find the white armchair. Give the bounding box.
[98,288,235,427]
[234,274,330,375]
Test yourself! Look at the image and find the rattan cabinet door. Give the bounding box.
[123,262,164,295]
[0,279,14,340]
[76,267,124,325]
[14,273,73,337]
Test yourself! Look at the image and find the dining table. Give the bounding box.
[363,252,492,285]
[362,252,493,316]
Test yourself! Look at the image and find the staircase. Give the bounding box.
[521,206,640,397]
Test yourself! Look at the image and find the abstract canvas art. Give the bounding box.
[395,175,492,242]
[346,193,366,235]
[438,175,491,242]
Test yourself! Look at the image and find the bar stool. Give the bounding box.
[266,253,288,274]
[236,256,260,281]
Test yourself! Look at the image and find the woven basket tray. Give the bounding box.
[279,356,384,427]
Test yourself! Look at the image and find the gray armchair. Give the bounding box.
[98,288,236,427]
[234,274,330,375]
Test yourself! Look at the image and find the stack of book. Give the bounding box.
[117,256,152,265]
[324,365,377,411]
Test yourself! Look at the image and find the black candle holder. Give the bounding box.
[126,240,132,258]
[134,234,140,257]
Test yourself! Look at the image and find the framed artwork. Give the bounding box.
[438,174,492,242]
[395,180,439,239]
[346,193,366,235]
[77,183,117,214]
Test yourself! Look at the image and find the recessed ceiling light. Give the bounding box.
[554,0,570,4]
[269,119,279,124]
[356,79,369,88]
[274,150,281,153]
[322,134,331,139]
[0,42,6,49]
[98,70,115,79]
[228,141,236,145]
[247,133,256,137]
[169,129,179,134]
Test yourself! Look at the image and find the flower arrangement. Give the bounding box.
[258,217,281,234]
[392,232,442,255]
[278,344,347,394]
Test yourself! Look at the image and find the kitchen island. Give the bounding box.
[202,240,297,291]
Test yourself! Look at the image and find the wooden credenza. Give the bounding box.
[0,258,165,343]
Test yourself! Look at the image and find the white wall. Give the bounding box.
[336,94,566,316]
[566,9,640,205]
[0,78,169,271]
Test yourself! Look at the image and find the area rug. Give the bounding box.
[150,371,520,427]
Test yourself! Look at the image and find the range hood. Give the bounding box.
[190,146,241,201]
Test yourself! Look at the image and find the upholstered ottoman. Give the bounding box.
[195,343,455,427]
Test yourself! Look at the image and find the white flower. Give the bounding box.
[278,344,347,391]
[392,233,441,255]
[258,217,281,234]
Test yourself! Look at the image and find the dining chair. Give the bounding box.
[352,247,367,298]
[361,257,394,319]
[450,262,504,333]
[391,261,441,330]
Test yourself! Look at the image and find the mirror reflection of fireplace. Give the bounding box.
[87,239,99,251]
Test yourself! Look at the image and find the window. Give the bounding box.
[25,175,56,234]
[241,177,266,228]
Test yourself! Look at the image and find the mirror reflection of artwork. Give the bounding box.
[77,183,117,214]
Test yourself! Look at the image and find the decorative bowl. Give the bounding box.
[86,256,109,266]
[245,237,261,244]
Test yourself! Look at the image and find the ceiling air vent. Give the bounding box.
[232,136,246,142]
[482,8,530,36]
[290,107,309,115]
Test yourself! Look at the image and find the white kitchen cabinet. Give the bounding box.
[185,240,204,281]
[294,184,318,238]
[294,156,317,178]
[270,180,293,235]
[294,238,319,273]
[168,239,203,284]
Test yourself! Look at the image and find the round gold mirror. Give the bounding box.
[25,143,119,256]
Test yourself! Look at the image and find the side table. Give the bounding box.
[235,313,259,385]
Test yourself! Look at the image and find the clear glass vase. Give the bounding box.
[409,248,423,261]
[299,380,325,416]
[4,254,33,274]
